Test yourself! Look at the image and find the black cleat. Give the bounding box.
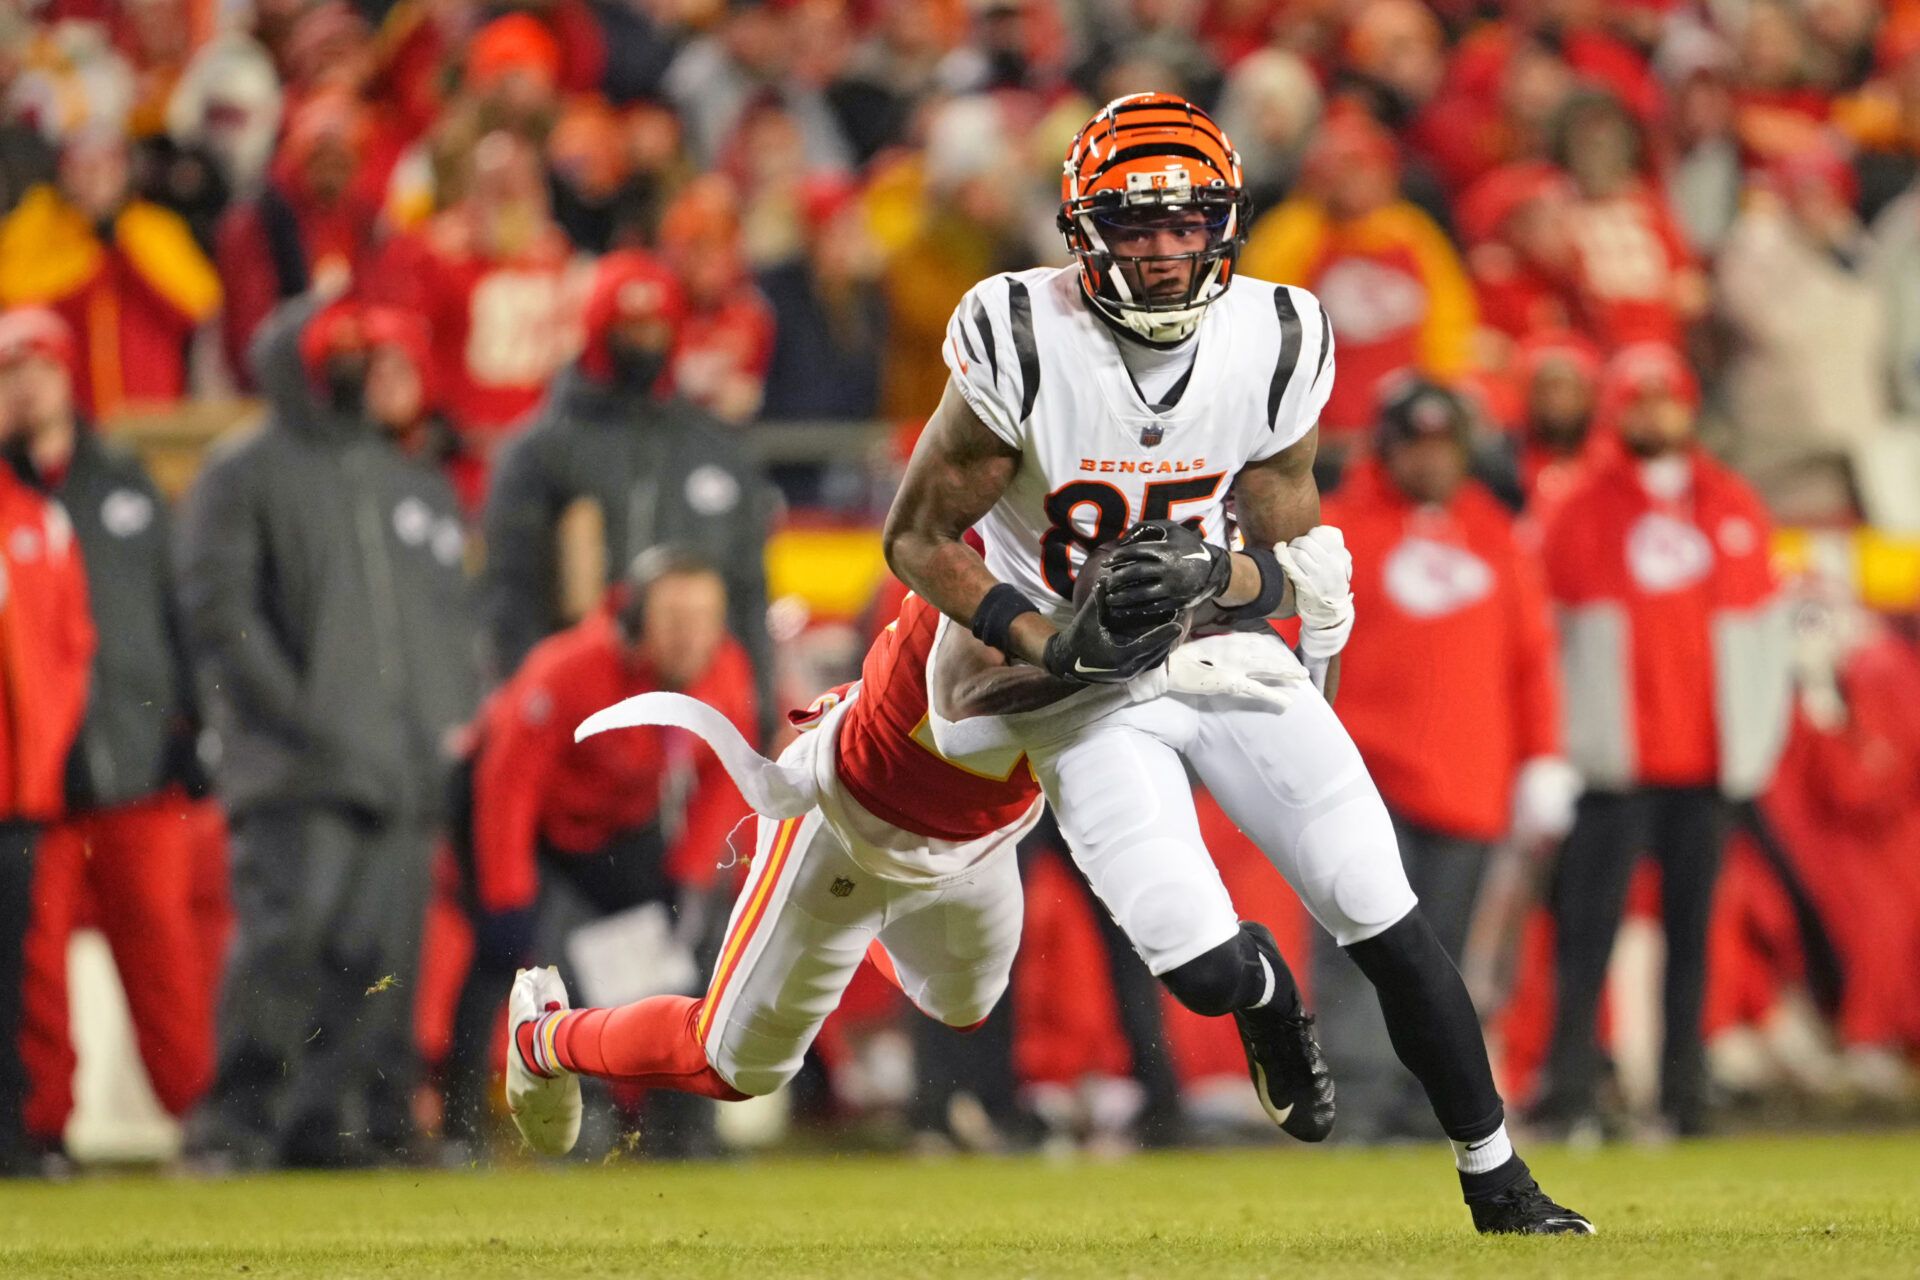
[1232,924,1335,1142]
[1469,1172,1596,1235]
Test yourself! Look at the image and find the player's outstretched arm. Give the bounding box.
[882,380,1056,669]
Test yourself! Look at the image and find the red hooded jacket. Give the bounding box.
[0,472,94,820]
[1539,446,1786,794]
[1324,459,1561,838]
[470,607,755,912]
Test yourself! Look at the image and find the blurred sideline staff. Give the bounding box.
[176,294,478,1169]
[1533,343,1790,1138]
[483,250,775,736]
[0,306,218,1159]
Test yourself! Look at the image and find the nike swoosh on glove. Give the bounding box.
[1102,519,1233,625]
[1043,579,1185,685]
[1275,526,1354,662]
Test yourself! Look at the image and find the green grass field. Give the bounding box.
[2,1132,1915,1279]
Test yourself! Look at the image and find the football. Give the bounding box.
[1074,536,1227,640]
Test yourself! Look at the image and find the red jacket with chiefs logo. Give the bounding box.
[1323,460,1561,839]
[0,473,94,820]
[1539,446,1788,796]
[469,607,755,912]
[832,591,1042,843]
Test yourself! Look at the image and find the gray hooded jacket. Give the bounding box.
[482,366,774,736]
[175,296,480,821]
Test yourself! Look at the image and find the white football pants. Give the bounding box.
[1025,688,1417,973]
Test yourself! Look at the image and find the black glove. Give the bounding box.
[1102,519,1232,626]
[1042,578,1185,684]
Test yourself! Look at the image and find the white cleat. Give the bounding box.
[506,966,583,1156]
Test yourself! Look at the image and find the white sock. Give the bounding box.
[1450,1122,1513,1175]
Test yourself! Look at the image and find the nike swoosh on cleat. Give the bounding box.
[1073,658,1118,675]
[1251,1064,1294,1125]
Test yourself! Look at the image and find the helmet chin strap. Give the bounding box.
[1088,255,1226,345]
[1117,303,1204,343]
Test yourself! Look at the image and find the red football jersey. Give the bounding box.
[833,592,1043,843]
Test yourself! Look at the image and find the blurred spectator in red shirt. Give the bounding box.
[1459,161,1578,353]
[1242,106,1476,451]
[216,91,383,388]
[1333,0,1458,232]
[1316,376,1572,1141]
[466,549,754,942]
[371,129,576,508]
[0,127,220,418]
[1535,342,1790,1137]
[1730,0,1834,163]
[658,176,775,426]
[1510,329,1602,517]
[445,549,754,1149]
[1550,91,1705,352]
[1413,15,1603,195]
[1765,597,1920,1094]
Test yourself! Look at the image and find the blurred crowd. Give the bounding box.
[0,0,1917,1173]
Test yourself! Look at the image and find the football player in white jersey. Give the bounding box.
[883,92,1592,1235]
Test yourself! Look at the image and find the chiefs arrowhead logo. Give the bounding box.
[1627,513,1713,594]
[1382,537,1494,619]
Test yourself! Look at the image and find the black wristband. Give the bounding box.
[1212,545,1288,622]
[971,582,1042,656]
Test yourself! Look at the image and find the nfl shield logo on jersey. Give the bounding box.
[1139,421,1164,448]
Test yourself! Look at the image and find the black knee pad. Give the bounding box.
[1159,928,1262,1017]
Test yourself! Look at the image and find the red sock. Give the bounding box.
[543,996,748,1101]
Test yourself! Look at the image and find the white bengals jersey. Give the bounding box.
[943,265,1336,621]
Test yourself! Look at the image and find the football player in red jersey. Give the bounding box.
[500,587,1067,1154]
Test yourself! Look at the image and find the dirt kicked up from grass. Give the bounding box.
[1,1131,1915,1279]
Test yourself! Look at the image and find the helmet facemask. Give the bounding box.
[1059,94,1250,345]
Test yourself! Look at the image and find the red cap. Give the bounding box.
[1596,341,1699,433]
[578,251,686,383]
[1456,162,1566,247]
[298,298,368,389]
[466,13,562,91]
[359,305,433,401]
[0,307,77,377]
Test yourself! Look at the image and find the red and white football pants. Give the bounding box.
[698,804,1026,1096]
